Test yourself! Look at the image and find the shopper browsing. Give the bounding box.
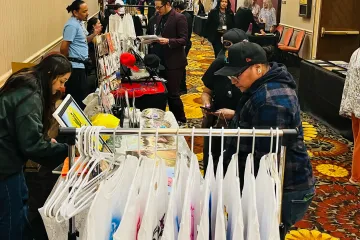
[60,0,101,109]
[0,54,71,239]
[215,42,315,239]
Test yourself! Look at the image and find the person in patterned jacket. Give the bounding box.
[215,41,315,240]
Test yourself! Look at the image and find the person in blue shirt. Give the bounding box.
[60,0,101,109]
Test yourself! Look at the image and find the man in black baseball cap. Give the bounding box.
[217,28,248,58]
[217,42,315,240]
[215,41,268,92]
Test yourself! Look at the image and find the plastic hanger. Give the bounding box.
[138,126,142,155]
[154,127,159,160]
[235,127,241,177]
[208,127,213,157]
[220,127,225,158]
[251,127,256,173]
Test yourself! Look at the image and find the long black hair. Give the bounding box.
[87,17,99,35]
[0,54,72,135]
[66,0,86,14]
[216,0,232,12]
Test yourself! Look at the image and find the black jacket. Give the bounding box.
[203,9,234,43]
[234,7,260,33]
[182,11,193,42]
[0,83,68,179]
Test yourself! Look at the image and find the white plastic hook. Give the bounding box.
[138,126,142,155]
[275,127,280,154]
[269,127,274,154]
[176,127,180,157]
[251,127,256,156]
[236,127,241,155]
[191,127,195,153]
[208,127,213,156]
[154,127,159,160]
[220,127,225,156]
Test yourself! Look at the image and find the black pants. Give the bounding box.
[160,68,186,123]
[180,41,192,93]
[65,68,89,109]
[211,37,223,58]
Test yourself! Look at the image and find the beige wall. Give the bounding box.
[279,0,316,59]
[0,0,99,82]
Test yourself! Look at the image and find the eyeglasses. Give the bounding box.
[155,4,166,10]
[223,40,233,48]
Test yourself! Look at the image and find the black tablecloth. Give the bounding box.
[248,34,278,47]
[299,60,352,139]
[193,16,207,37]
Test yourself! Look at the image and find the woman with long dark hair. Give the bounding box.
[201,0,234,57]
[0,54,71,239]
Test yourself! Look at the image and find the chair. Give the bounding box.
[278,28,294,47]
[275,25,284,39]
[278,30,306,55]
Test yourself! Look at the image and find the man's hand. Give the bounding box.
[213,108,235,120]
[158,38,170,45]
[202,103,212,116]
[51,138,57,143]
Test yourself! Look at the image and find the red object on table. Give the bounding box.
[111,82,166,98]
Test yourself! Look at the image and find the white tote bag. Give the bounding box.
[214,154,226,240]
[197,154,216,240]
[86,155,138,240]
[113,157,156,240]
[163,155,188,240]
[242,154,260,240]
[178,154,202,240]
[223,154,244,240]
[138,158,169,240]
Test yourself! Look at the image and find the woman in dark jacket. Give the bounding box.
[201,0,234,57]
[234,0,265,34]
[0,54,71,239]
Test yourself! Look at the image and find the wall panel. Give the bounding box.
[0,0,99,79]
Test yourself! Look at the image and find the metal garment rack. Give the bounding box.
[59,127,298,239]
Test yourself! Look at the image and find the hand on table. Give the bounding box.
[158,38,170,45]
[213,108,235,120]
[260,29,266,35]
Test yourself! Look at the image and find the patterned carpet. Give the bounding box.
[182,34,360,240]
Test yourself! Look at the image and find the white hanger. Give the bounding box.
[208,127,213,157]
[138,126,142,155]
[220,127,225,157]
[235,127,241,177]
[191,127,195,154]
[251,127,256,173]
[154,127,159,160]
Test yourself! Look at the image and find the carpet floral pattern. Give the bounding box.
[182,34,360,239]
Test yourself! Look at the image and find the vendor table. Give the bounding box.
[298,60,352,139]
[248,34,278,47]
[193,15,207,37]
[111,81,168,111]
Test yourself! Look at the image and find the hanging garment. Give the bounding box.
[86,156,138,240]
[214,153,226,240]
[138,158,169,240]
[223,154,244,240]
[196,154,216,240]
[113,157,156,240]
[242,154,261,240]
[163,155,189,240]
[178,154,202,240]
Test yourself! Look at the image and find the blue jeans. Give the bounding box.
[0,172,32,240]
[280,186,315,239]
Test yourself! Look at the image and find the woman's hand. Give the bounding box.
[213,108,235,120]
[260,29,266,35]
[202,102,212,116]
[270,26,274,33]
[51,138,57,143]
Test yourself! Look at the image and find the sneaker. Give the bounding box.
[349,178,360,186]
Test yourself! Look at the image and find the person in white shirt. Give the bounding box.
[251,0,260,19]
[258,0,276,32]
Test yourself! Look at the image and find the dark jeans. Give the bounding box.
[180,41,192,93]
[26,167,58,240]
[65,68,89,110]
[160,69,187,123]
[280,186,315,239]
[0,172,32,240]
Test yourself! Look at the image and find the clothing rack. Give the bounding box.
[58,127,298,239]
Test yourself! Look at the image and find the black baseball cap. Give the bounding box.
[215,41,268,77]
[144,54,165,70]
[223,28,248,44]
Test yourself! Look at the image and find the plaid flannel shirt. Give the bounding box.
[224,63,315,191]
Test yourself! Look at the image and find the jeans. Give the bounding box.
[280,186,315,239]
[0,172,32,240]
